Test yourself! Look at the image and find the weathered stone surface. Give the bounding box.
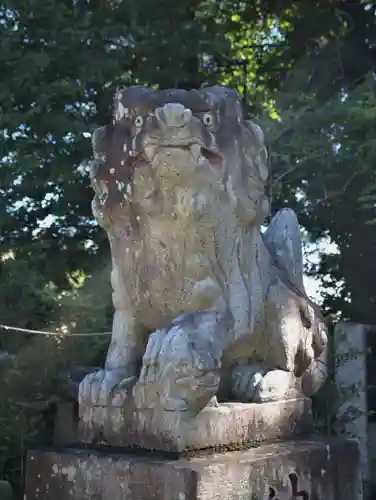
[78,85,328,438]
[24,437,362,500]
[0,480,13,500]
[333,322,368,483]
[78,398,312,452]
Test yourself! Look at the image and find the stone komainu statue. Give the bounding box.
[79,86,327,417]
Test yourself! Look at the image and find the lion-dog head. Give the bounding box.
[90,85,269,234]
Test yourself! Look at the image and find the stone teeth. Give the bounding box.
[144,146,158,162]
[190,144,202,163]
[151,154,160,169]
[100,181,108,194]
[116,180,125,191]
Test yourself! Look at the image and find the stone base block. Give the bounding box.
[79,398,312,452]
[24,437,362,500]
[0,480,13,500]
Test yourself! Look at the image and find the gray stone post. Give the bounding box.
[334,322,368,484]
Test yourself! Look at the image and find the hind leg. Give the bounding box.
[249,280,327,401]
[231,281,315,402]
[232,364,302,402]
[265,280,314,371]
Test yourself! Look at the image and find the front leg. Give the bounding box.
[105,309,145,377]
[78,309,145,443]
[79,309,145,410]
[79,248,147,407]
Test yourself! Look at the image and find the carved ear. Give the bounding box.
[245,119,265,146]
[244,120,269,183]
[92,125,112,160]
[254,149,269,183]
[90,125,113,185]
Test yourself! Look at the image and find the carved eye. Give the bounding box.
[202,113,213,127]
[134,116,144,127]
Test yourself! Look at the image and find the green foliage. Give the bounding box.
[263,71,376,321]
[0,268,111,491]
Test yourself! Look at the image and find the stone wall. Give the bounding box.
[334,322,376,492]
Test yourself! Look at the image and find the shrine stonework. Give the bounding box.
[25,439,361,500]
[24,85,362,499]
[78,85,328,445]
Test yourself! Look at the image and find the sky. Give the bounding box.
[303,238,340,303]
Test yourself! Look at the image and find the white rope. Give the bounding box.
[0,324,111,336]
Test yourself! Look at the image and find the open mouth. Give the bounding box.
[143,141,223,169]
[156,142,223,168]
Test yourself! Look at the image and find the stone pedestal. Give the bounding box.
[0,480,13,500]
[31,396,362,499]
[79,398,312,452]
[24,438,362,500]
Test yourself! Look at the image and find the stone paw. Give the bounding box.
[252,370,300,403]
[78,368,137,408]
[232,366,301,403]
[231,364,267,402]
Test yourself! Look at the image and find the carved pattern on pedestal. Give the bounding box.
[266,473,310,500]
